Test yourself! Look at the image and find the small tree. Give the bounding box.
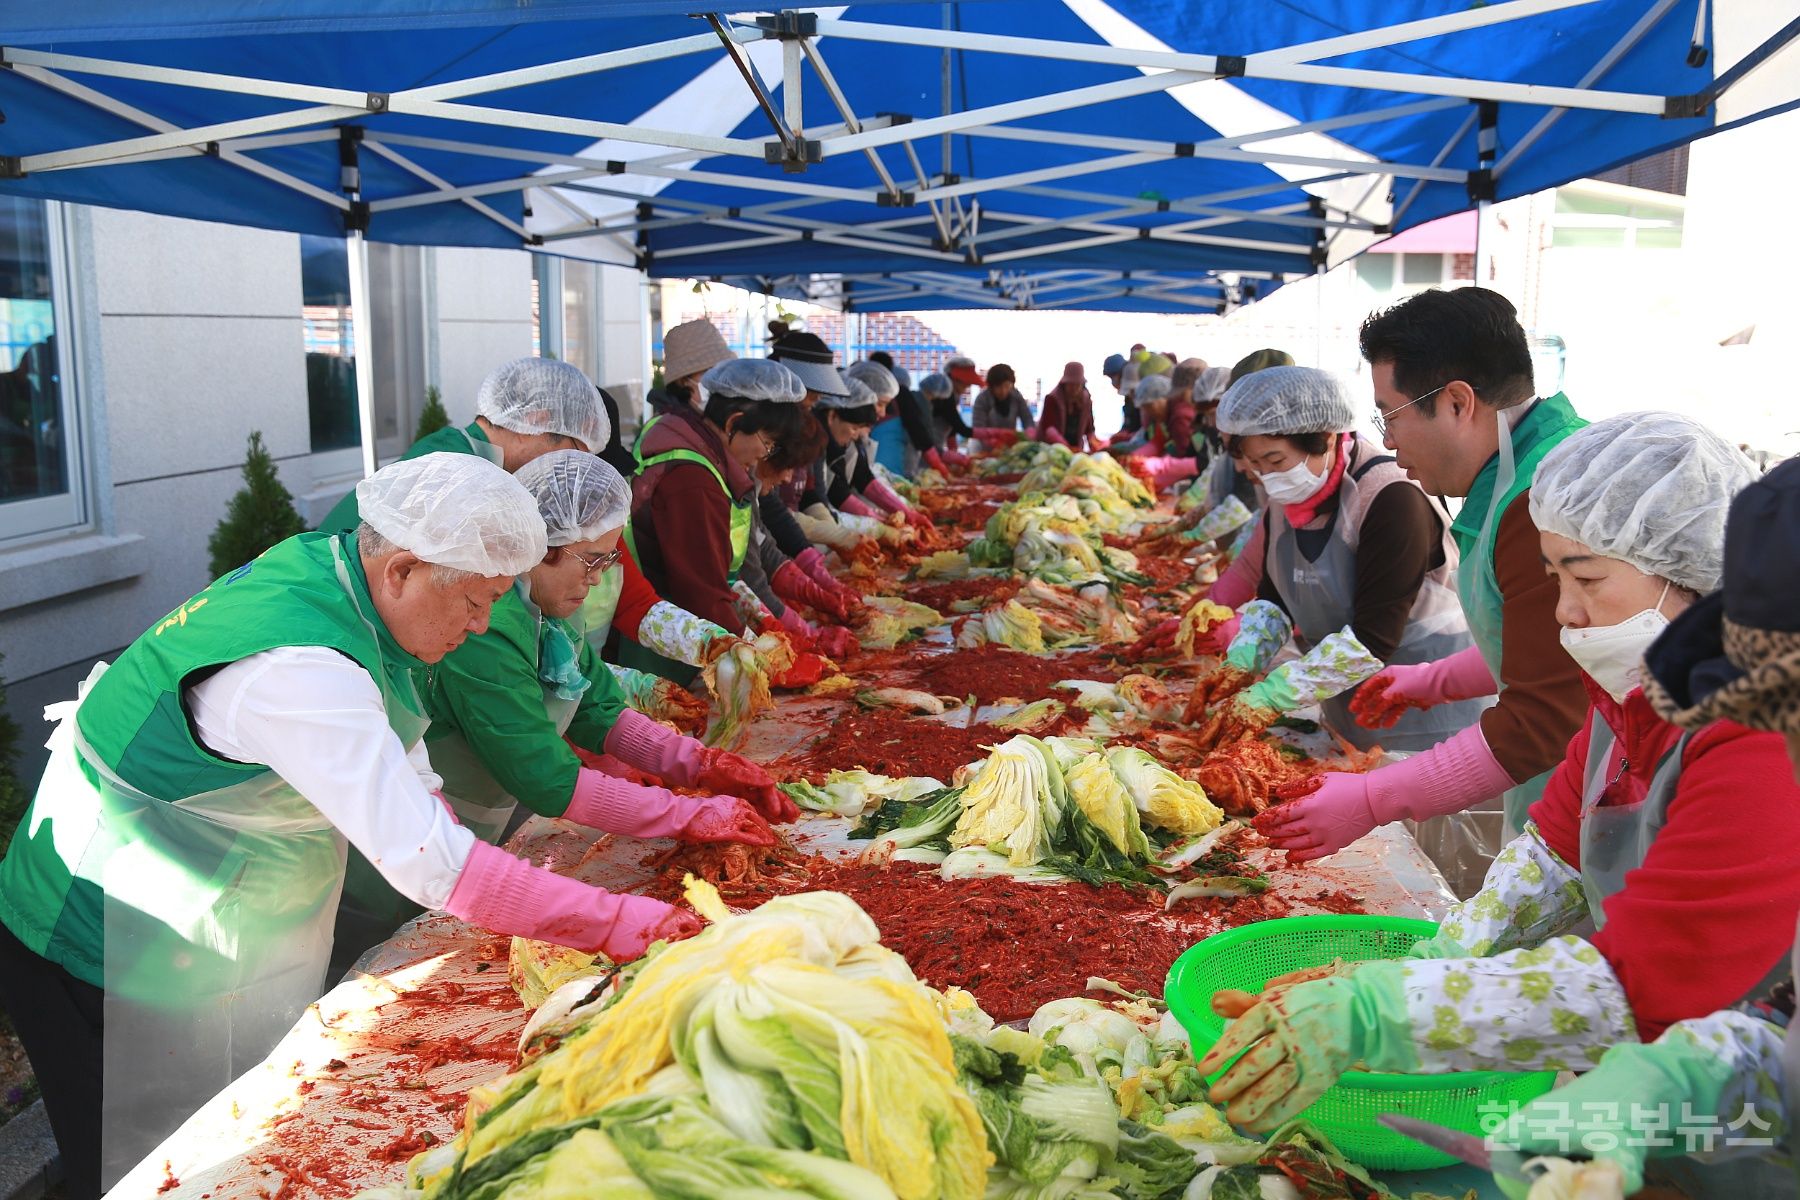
[414,384,451,440]
[207,431,307,579]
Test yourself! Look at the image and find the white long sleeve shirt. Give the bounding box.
[184,645,475,909]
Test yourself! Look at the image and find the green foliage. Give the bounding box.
[414,384,451,440]
[207,431,308,580]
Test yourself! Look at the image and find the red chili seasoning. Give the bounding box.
[776,709,1007,781]
[902,576,1021,615]
[903,644,1124,706]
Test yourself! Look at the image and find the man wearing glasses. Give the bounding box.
[1257,287,1592,874]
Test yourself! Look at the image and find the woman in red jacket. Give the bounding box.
[1036,361,1098,450]
[1201,413,1800,1142]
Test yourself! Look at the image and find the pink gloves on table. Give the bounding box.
[445,840,701,959]
[1256,723,1517,863]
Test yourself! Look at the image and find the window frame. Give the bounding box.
[0,200,90,545]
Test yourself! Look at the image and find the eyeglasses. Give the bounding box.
[1371,381,1454,436]
[563,546,623,578]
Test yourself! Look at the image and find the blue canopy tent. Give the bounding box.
[713,267,1283,313]
[0,0,1794,467]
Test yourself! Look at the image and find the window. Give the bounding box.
[301,235,427,459]
[1550,189,1683,250]
[1401,253,1444,285]
[0,199,84,542]
[1355,253,1395,291]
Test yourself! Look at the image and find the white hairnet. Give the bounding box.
[818,377,878,412]
[356,452,547,576]
[1216,365,1355,436]
[1530,411,1757,594]
[917,371,952,400]
[512,449,631,547]
[702,358,805,404]
[1195,365,1233,405]
[845,359,899,399]
[475,358,608,453]
[1133,374,1172,406]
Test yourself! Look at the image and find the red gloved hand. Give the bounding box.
[1192,613,1242,656]
[680,796,780,846]
[972,428,1021,449]
[1124,617,1180,660]
[813,624,859,661]
[695,749,797,823]
[772,559,852,622]
[942,450,972,468]
[1253,774,1376,863]
[924,448,950,475]
[902,507,934,532]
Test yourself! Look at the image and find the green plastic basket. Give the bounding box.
[1165,914,1557,1171]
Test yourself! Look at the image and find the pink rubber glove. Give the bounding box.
[839,494,881,519]
[566,767,777,846]
[1356,647,1499,730]
[444,840,701,958]
[1040,426,1070,448]
[604,706,703,785]
[772,559,851,621]
[863,477,909,515]
[941,449,971,468]
[1193,613,1241,656]
[1257,724,1515,863]
[794,546,835,591]
[924,448,951,475]
[775,603,819,641]
[1207,540,1262,609]
[1145,455,1198,492]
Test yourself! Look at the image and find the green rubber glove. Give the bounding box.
[1196,962,1420,1132]
[1236,667,1299,715]
[1491,1035,1739,1197]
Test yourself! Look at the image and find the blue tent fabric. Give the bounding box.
[0,1,1790,310]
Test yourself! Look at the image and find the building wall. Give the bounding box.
[0,207,645,789]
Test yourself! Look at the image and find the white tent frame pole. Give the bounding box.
[1495,0,1683,177]
[346,232,380,479]
[799,38,905,200]
[21,104,364,173]
[2,46,376,107]
[920,151,1166,202]
[381,98,765,158]
[11,63,350,209]
[1251,62,1663,114]
[402,31,740,102]
[1390,110,1479,227]
[1247,0,1600,66]
[367,165,619,213]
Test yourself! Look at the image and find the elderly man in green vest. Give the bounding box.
[1257,287,1592,865]
[0,453,701,1199]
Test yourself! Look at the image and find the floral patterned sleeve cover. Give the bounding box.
[1662,1010,1789,1158]
[1411,822,1592,959]
[1224,599,1292,673]
[1397,935,1638,1072]
[636,599,734,667]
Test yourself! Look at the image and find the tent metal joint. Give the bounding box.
[1214,55,1247,79]
[763,137,822,171]
[754,12,818,40]
[1172,142,1194,158]
[875,190,914,207]
[364,92,389,113]
[0,157,22,179]
[1466,166,1495,201]
[1662,92,1708,119]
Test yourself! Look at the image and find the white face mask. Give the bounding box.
[1259,457,1329,506]
[1558,581,1671,702]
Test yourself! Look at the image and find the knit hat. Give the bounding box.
[661,318,734,385]
[1644,457,1800,736]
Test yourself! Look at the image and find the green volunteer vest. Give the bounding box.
[1450,392,1587,563]
[316,422,502,535]
[625,446,752,582]
[0,531,426,982]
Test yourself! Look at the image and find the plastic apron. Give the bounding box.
[1576,717,1796,1197]
[454,425,506,468]
[1265,446,1495,894]
[432,584,585,843]
[1264,452,1485,754]
[67,539,429,1189]
[619,446,750,686]
[1459,410,1553,841]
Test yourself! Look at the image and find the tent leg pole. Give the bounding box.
[346,231,380,479]
[1473,198,1491,285]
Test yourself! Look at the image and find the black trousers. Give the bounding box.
[0,921,102,1200]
